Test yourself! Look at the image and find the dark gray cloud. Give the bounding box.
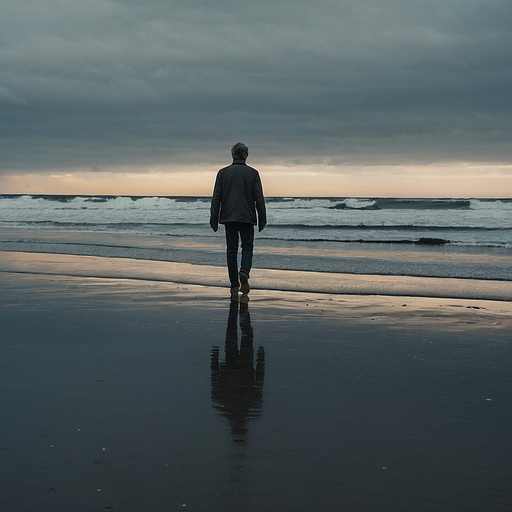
[1,0,512,172]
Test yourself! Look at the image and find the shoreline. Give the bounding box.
[2,226,512,283]
[1,250,512,302]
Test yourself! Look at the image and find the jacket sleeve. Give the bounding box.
[254,173,267,231]
[210,172,222,231]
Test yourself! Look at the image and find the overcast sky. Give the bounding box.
[1,0,511,195]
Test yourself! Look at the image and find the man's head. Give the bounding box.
[231,142,249,161]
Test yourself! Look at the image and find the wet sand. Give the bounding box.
[1,252,511,511]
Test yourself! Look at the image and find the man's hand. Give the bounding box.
[258,222,267,232]
[210,219,219,232]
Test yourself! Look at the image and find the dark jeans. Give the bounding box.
[224,222,254,288]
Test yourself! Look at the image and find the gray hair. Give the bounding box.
[231,142,249,160]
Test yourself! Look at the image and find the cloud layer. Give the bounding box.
[1,0,512,173]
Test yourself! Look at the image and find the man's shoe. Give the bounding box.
[240,293,250,304]
[239,269,250,294]
[230,287,240,301]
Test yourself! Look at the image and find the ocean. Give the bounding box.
[1,194,511,283]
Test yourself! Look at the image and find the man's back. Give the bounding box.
[211,160,266,228]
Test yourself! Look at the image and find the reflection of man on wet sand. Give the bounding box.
[211,302,265,443]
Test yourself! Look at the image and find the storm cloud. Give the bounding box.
[1,0,512,173]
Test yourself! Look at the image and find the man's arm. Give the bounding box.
[210,172,222,232]
[254,173,267,232]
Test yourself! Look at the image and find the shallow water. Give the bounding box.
[1,274,511,511]
[2,228,512,281]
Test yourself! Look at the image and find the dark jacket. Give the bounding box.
[210,159,267,231]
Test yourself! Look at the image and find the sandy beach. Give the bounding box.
[1,251,511,511]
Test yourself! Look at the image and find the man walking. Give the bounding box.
[210,142,267,302]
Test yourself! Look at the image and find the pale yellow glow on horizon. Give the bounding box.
[1,163,511,198]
